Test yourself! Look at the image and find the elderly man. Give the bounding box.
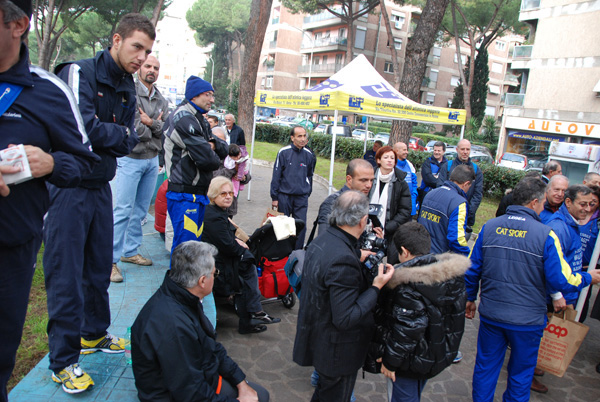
[317,159,375,234]
[541,160,562,184]
[583,171,600,187]
[270,126,317,249]
[466,178,600,402]
[393,141,418,216]
[440,139,483,239]
[43,13,155,393]
[539,174,569,224]
[111,55,168,282]
[0,1,99,398]
[224,113,246,146]
[132,241,269,402]
[293,191,394,401]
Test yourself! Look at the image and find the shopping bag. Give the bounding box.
[536,308,589,377]
[261,207,283,225]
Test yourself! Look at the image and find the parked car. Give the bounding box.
[314,124,352,137]
[374,133,390,144]
[445,147,494,165]
[471,144,493,159]
[352,129,375,140]
[497,152,528,170]
[293,118,314,130]
[409,137,426,151]
[313,124,327,133]
[271,120,298,129]
[425,140,448,152]
[526,156,548,171]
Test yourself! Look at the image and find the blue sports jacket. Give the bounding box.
[0,45,99,247]
[417,181,470,256]
[466,205,591,327]
[55,49,139,188]
[441,158,483,227]
[419,156,447,193]
[396,159,417,215]
[546,203,585,305]
[270,144,316,200]
[539,201,561,224]
[580,215,599,267]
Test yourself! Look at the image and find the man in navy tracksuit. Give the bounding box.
[465,177,600,402]
[418,141,447,207]
[418,164,473,256]
[440,139,483,239]
[43,14,155,394]
[270,126,316,249]
[0,2,99,399]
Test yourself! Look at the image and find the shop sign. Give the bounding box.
[506,116,599,138]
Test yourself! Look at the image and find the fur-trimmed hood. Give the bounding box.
[386,253,471,290]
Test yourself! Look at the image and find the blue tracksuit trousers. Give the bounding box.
[473,319,544,402]
[43,184,113,372]
[277,193,308,249]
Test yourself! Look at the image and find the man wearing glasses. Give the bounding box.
[163,76,228,252]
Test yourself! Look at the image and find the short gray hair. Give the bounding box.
[329,190,369,227]
[542,160,561,176]
[1,0,28,39]
[212,126,226,139]
[170,241,217,288]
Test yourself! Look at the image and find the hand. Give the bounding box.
[552,297,567,313]
[0,165,22,197]
[360,249,375,262]
[209,141,215,150]
[139,108,153,126]
[236,381,258,402]
[372,226,384,239]
[22,145,54,178]
[236,238,249,249]
[271,200,278,210]
[465,301,477,319]
[589,269,600,285]
[381,363,396,382]
[372,263,394,290]
[157,111,164,121]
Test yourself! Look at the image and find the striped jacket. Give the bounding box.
[418,180,470,256]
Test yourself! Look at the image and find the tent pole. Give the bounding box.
[460,125,465,140]
[363,117,370,154]
[247,105,258,201]
[328,111,338,195]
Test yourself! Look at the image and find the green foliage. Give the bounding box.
[203,44,230,110]
[407,150,431,172]
[226,79,240,116]
[479,163,526,199]
[186,0,251,46]
[413,123,436,133]
[479,116,499,144]
[471,47,489,127]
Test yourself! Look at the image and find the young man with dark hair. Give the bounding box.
[43,13,155,394]
[207,115,219,129]
[0,1,99,399]
[363,140,383,168]
[419,141,447,202]
[366,222,470,401]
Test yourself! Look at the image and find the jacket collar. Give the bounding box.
[544,200,562,214]
[454,157,472,166]
[506,205,541,222]
[0,44,34,87]
[160,272,201,308]
[95,48,133,91]
[328,225,360,250]
[443,180,467,199]
[387,253,471,289]
[430,155,447,164]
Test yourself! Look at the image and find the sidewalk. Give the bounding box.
[9,164,600,401]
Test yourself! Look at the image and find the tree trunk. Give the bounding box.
[379,0,400,87]
[238,0,274,141]
[389,0,450,146]
[344,2,354,66]
[150,0,165,26]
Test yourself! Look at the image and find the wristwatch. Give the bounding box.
[125,127,131,136]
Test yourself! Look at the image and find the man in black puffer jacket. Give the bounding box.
[365,222,470,401]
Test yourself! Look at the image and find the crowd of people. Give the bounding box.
[2,1,600,402]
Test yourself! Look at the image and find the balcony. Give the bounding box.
[271,17,279,25]
[503,93,525,107]
[513,45,533,59]
[303,9,343,30]
[504,73,520,86]
[300,36,348,53]
[269,40,277,49]
[297,63,344,77]
[521,0,540,10]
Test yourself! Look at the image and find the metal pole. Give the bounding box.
[575,232,600,321]
[460,124,465,140]
[363,117,370,154]
[247,105,258,201]
[328,110,338,195]
[209,56,214,86]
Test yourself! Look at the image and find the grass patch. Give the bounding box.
[473,197,500,234]
[8,245,49,392]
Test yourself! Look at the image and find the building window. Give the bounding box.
[489,84,500,94]
[454,53,467,65]
[261,77,265,87]
[355,26,367,49]
[339,27,346,38]
[335,53,343,65]
[394,38,402,50]
[313,56,320,65]
[266,76,273,88]
[495,41,506,51]
[391,12,406,30]
[384,61,394,73]
[428,69,438,88]
[451,76,460,87]
[491,62,503,73]
[425,92,435,105]
[432,46,442,63]
[485,105,496,116]
[323,55,328,64]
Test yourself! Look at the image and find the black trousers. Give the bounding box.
[311,370,357,402]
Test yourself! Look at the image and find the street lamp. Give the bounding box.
[207,55,214,86]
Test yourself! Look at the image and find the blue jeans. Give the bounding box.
[389,376,427,402]
[112,156,158,262]
[473,320,544,402]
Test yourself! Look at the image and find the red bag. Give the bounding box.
[259,257,293,298]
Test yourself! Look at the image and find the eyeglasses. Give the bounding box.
[219,191,234,197]
[213,268,220,278]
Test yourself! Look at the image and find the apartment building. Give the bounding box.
[256,0,521,123]
[497,0,600,163]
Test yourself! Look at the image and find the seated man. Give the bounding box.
[131,241,269,402]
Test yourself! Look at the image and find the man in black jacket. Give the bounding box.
[43,13,155,394]
[418,141,447,208]
[293,191,394,401]
[132,241,269,402]
[224,113,246,146]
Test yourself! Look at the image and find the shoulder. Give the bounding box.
[302,147,314,156]
[277,145,292,155]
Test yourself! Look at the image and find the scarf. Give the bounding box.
[370,169,392,229]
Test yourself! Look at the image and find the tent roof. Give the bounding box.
[254,54,466,126]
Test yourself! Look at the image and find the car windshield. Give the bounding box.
[409,138,417,144]
[332,127,346,135]
[502,154,525,162]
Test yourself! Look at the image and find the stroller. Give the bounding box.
[247,218,305,309]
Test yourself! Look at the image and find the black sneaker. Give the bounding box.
[239,324,267,335]
[251,311,281,324]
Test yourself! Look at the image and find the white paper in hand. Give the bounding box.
[0,144,33,185]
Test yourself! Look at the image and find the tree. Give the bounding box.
[379,0,401,86]
[470,47,489,127]
[283,0,380,66]
[389,0,451,146]
[238,0,274,139]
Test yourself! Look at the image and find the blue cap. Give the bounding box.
[185,76,214,101]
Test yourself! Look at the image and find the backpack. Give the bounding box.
[283,218,317,298]
[447,159,478,174]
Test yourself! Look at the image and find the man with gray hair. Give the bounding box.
[541,160,562,184]
[131,241,269,402]
[293,191,394,401]
[540,174,569,224]
[224,113,246,146]
[583,171,600,187]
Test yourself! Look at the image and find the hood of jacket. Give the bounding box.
[387,253,471,290]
